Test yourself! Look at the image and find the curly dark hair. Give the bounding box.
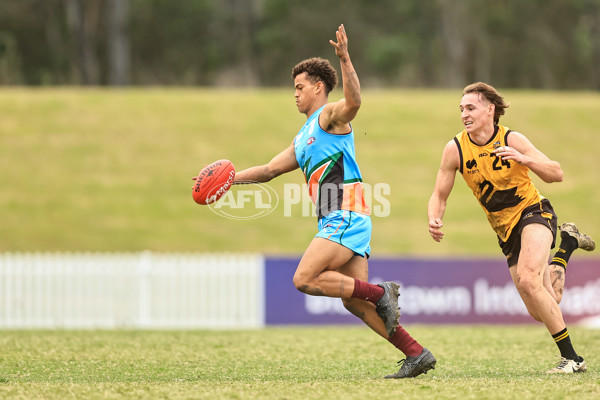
[291,57,338,94]
[463,82,510,125]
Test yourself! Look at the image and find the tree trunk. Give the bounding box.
[65,0,100,85]
[107,0,130,86]
[592,7,600,90]
[438,0,468,87]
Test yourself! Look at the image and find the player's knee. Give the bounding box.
[517,275,542,297]
[292,271,312,293]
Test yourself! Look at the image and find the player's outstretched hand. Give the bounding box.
[329,24,349,59]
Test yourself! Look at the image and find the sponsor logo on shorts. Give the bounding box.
[522,212,533,220]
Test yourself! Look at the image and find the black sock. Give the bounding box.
[552,328,579,360]
[550,232,578,269]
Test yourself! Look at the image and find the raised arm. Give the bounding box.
[494,131,563,183]
[427,140,460,242]
[321,24,361,132]
[233,143,299,183]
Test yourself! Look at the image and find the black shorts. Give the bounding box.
[499,199,558,267]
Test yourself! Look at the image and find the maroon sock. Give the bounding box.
[350,278,384,305]
[388,325,423,357]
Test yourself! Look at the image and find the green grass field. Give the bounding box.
[1,90,599,399]
[1,88,599,256]
[0,326,598,399]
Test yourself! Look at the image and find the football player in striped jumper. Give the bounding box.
[428,82,595,374]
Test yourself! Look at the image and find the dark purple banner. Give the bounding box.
[264,257,600,325]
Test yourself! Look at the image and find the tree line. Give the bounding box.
[0,0,599,89]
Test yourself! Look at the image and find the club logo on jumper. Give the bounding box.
[466,159,477,169]
[493,141,502,149]
[208,181,279,220]
[307,136,316,145]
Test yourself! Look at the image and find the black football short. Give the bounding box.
[499,199,558,267]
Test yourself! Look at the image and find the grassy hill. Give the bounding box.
[1,88,598,257]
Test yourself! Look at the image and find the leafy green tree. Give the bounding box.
[0,0,598,89]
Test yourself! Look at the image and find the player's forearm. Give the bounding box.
[427,195,446,221]
[339,55,361,109]
[524,158,564,183]
[234,165,273,183]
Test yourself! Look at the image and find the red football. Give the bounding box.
[192,159,236,205]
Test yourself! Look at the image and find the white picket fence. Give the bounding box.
[0,252,264,329]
